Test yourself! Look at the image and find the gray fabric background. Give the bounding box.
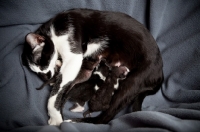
[0,0,200,132]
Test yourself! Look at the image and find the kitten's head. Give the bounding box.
[22,33,58,81]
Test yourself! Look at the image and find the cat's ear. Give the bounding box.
[25,33,45,49]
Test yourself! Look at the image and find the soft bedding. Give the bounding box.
[0,0,200,132]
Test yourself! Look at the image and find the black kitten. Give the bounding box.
[83,64,129,117]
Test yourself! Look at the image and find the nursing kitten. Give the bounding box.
[22,8,163,125]
[83,63,129,117]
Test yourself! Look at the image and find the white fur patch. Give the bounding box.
[83,38,108,57]
[50,26,83,89]
[124,67,130,76]
[94,85,99,91]
[125,67,130,73]
[49,83,54,86]
[70,103,84,112]
[114,61,121,67]
[56,60,62,67]
[64,120,76,123]
[50,26,72,60]
[83,43,102,57]
[114,79,119,90]
[47,94,63,126]
[59,55,83,89]
[94,71,106,81]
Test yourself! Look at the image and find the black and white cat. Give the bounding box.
[22,8,163,125]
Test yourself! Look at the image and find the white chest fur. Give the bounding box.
[50,27,73,61]
[47,26,109,126]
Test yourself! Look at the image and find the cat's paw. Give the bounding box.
[69,103,85,113]
[48,116,63,126]
[70,106,84,112]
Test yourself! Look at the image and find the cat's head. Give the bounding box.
[22,33,58,81]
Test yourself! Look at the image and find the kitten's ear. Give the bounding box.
[25,33,45,49]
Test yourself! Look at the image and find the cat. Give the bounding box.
[22,8,163,125]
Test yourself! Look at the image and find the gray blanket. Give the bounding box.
[0,0,200,132]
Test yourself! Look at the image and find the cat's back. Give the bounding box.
[62,8,143,29]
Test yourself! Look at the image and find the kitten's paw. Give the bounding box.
[70,106,84,112]
[48,117,63,126]
[64,119,76,123]
[69,103,85,112]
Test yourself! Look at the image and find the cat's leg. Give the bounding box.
[47,55,83,126]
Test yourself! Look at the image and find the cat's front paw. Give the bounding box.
[48,116,63,126]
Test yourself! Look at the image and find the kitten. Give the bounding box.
[63,73,101,113]
[83,64,129,118]
[22,8,163,125]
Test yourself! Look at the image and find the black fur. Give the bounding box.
[83,65,129,117]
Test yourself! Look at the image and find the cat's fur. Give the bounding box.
[22,8,163,125]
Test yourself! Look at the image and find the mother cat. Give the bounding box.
[22,8,163,125]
